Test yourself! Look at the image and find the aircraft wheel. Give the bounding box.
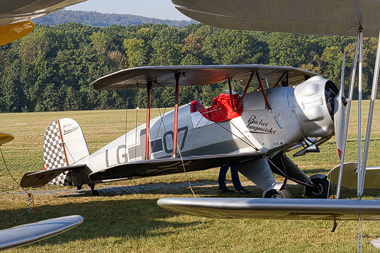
[305,177,330,198]
[92,190,99,196]
[264,188,291,198]
[76,185,82,190]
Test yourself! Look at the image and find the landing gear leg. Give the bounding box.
[88,184,99,196]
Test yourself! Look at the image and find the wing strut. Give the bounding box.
[357,29,363,198]
[172,72,181,158]
[256,71,272,110]
[228,77,235,112]
[145,81,152,160]
[359,29,380,197]
[237,71,254,111]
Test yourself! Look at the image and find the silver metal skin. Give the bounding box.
[157,198,380,220]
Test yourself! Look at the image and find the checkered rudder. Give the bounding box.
[43,120,71,186]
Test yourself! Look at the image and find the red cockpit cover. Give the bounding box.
[200,93,243,122]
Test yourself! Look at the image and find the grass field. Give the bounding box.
[1,101,380,252]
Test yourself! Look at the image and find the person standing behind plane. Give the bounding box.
[218,165,251,194]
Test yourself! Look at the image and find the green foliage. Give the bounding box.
[0,22,376,112]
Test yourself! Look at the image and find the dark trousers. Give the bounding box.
[218,165,242,190]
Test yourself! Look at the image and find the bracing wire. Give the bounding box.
[358,214,363,253]
[125,97,129,158]
[176,142,196,198]
[0,147,35,213]
[134,84,139,159]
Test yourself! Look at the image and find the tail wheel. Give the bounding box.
[305,177,331,198]
[264,188,292,198]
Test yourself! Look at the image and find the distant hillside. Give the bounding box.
[33,10,192,27]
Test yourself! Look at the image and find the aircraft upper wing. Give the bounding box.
[158,198,380,220]
[172,0,380,37]
[0,215,83,250]
[92,65,317,91]
[89,153,264,182]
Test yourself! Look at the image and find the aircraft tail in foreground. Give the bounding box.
[43,118,90,186]
[20,119,91,188]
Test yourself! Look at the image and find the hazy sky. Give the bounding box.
[65,0,191,21]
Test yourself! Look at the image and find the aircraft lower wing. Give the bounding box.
[90,153,264,181]
[328,162,380,189]
[0,215,83,250]
[158,198,380,220]
[20,164,89,188]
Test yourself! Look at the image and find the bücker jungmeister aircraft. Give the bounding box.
[22,64,337,199]
[0,0,85,250]
[19,2,367,201]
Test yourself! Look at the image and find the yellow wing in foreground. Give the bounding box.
[0,133,14,145]
[0,21,34,46]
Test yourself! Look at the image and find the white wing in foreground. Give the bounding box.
[0,215,83,250]
[158,198,380,220]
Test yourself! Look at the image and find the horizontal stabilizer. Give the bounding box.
[20,164,89,188]
[158,198,380,220]
[328,162,380,189]
[89,153,263,182]
[0,215,83,250]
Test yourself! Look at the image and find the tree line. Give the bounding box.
[34,10,191,28]
[0,22,377,113]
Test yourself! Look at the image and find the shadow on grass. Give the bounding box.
[0,197,205,249]
[46,178,379,199]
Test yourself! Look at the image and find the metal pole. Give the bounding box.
[357,30,363,199]
[359,29,380,196]
[172,72,180,158]
[336,35,359,199]
[145,81,152,160]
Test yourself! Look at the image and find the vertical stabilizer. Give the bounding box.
[43,118,89,186]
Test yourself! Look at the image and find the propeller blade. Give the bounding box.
[334,89,347,159]
[334,48,348,160]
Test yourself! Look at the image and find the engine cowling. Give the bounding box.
[294,76,338,137]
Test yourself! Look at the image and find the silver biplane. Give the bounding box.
[21,64,338,199]
[0,0,85,250]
